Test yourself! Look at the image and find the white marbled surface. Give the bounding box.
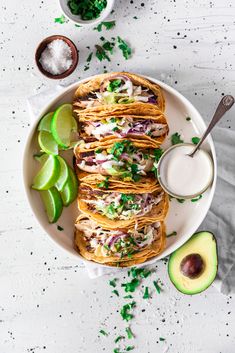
[0,0,235,352]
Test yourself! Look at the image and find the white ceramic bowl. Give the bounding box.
[23,74,217,267]
[59,0,115,26]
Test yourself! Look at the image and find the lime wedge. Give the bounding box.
[51,104,77,149]
[38,130,58,155]
[40,187,63,223]
[32,155,60,190]
[38,112,54,132]
[55,156,69,192]
[60,167,78,206]
[34,153,48,164]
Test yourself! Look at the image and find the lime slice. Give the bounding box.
[40,187,63,223]
[51,104,77,149]
[60,167,78,206]
[34,153,48,164]
[55,156,69,192]
[38,112,54,132]
[32,155,60,190]
[38,130,58,155]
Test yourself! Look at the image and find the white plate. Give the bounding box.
[23,74,217,267]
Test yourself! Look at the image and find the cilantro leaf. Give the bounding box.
[176,198,185,203]
[68,0,107,20]
[117,36,132,60]
[54,15,67,24]
[103,40,115,54]
[99,329,108,336]
[126,346,135,351]
[143,286,150,299]
[191,194,202,202]
[171,132,184,145]
[109,278,117,287]
[153,280,161,294]
[154,148,164,162]
[120,302,136,321]
[114,336,125,343]
[159,337,165,341]
[94,20,116,31]
[121,278,140,293]
[112,289,119,297]
[95,45,111,61]
[86,52,93,63]
[107,79,122,92]
[192,136,200,145]
[126,327,134,339]
[124,295,133,299]
[97,176,110,189]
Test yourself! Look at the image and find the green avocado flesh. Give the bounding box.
[168,231,218,295]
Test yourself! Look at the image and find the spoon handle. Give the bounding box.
[189,95,234,157]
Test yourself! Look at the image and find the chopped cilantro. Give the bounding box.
[112,127,119,132]
[120,302,136,321]
[126,346,134,351]
[117,36,132,60]
[54,15,67,24]
[186,116,191,121]
[153,280,161,294]
[114,336,125,343]
[109,278,117,287]
[176,198,185,203]
[159,337,165,341]
[97,176,110,189]
[192,136,200,145]
[75,24,82,27]
[95,45,111,61]
[128,267,150,279]
[112,289,119,297]
[171,132,184,145]
[99,329,108,336]
[68,0,107,20]
[153,148,164,162]
[124,295,133,299]
[107,79,122,92]
[121,194,135,203]
[86,52,93,62]
[191,194,202,202]
[103,244,110,251]
[95,148,103,153]
[113,349,121,353]
[126,327,134,339]
[57,225,64,231]
[133,16,138,19]
[94,20,116,32]
[121,278,140,293]
[103,40,115,54]
[143,286,150,299]
[166,231,177,238]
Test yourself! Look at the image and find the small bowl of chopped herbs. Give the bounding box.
[59,0,115,26]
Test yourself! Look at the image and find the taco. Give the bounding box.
[73,72,165,118]
[74,214,166,266]
[77,184,169,230]
[74,138,162,182]
[78,114,168,146]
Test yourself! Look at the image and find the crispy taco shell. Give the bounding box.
[77,184,169,230]
[74,215,166,267]
[73,72,165,115]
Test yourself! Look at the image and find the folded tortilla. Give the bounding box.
[74,138,161,181]
[73,72,165,118]
[74,214,166,266]
[77,183,169,230]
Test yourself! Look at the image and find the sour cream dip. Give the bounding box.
[158,144,214,198]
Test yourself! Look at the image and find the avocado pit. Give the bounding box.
[180,253,204,279]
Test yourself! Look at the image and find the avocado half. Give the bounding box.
[168,231,218,295]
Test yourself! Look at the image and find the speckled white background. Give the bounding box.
[0,0,235,352]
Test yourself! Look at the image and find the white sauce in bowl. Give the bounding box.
[158,144,214,198]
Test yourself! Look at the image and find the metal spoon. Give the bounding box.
[188,95,234,158]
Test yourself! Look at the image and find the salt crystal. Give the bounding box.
[39,39,73,75]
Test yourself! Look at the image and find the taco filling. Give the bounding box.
[81,116,168,141]
[76,140,163,181]
[79,187,163,220]
[75,216,161,258]
[75,75,159,109]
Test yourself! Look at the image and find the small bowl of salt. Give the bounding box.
[35,35,79,79]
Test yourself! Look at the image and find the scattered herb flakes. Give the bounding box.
[143,286,150,299]
[191,194,202,202]
[99,329,108,336]
[75,24,82,27]
[112,289,119,297]
[126,327,134,339]
[68,0,107,20]
[57,225,64,231]
[133,16,138,19]
[166,231,177,238]
[115,335,125,343]
[128,267,151,279]
[126,346,135,351]
[120,302,136,321]
[159,337,165,341]
[109,278,117,287]
[103,40,115,54]
[124,295,133,299]
[153,280,161,294]
[95,44,111,61]
[176,198,185,203]
[117,36,132,60]
[171,132,184,145]
[54,15,67,24]
[97,176,110,189]
[186,116,191,121]
[86,52,93,62]
[95,20,116,31]
[103,244,110,251]
[114,348,121,353]
[192,136,200,145]
[154,148,164,162]
[121,278,140,293]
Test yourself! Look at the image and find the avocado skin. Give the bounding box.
[168,231,218,295]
